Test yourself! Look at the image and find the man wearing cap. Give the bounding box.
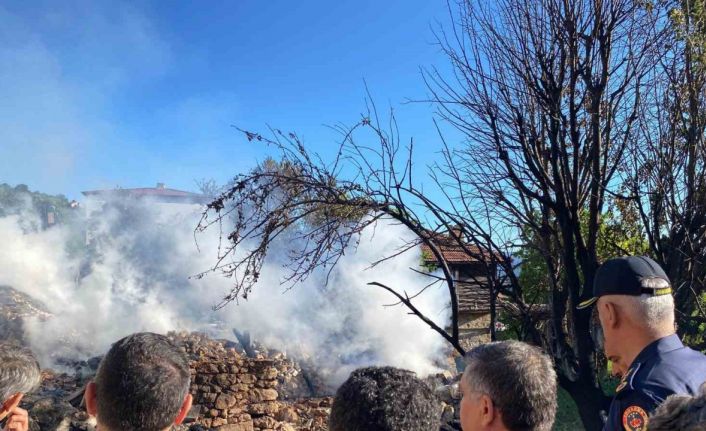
[579,256,706,431]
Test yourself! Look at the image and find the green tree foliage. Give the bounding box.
[256,157,368,227]
[670,0,706,68]
[0,183,85,257]
[511,204,649,346]
[0,183,75,228]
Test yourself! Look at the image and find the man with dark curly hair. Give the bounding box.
[649,384,706,431]
[329,366,441,431]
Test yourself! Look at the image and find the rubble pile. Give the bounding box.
[17,331,460,431]
[174,332,330,431]
[20,332,331,431]
[22,370,93,431]
[432,376,462,431]
[0,285,52,344]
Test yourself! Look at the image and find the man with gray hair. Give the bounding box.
[578,256,706,431]
[649,383,706,430]
[0,343,41,431]
[459,340,557,431]
[84,332,193,431]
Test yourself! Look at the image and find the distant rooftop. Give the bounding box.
[81,183,210,204]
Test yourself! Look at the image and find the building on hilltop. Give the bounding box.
[81,183,210,242]
[82,182,210,213]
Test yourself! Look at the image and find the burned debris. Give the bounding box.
[18,331,462,431]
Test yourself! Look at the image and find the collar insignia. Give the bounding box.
[616,379,628,393]
[616,364,639,394]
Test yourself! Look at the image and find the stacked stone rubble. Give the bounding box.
[190,357,279,429]
[23,331,460,431]
[172,332,329,431]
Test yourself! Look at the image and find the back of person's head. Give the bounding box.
[608,287,675,334]
[85,332,192,431]
[588,256,675,338]
[0,342,40,414]
[329,366,441,431]
[462,341,557,431]
[650,383,706,431]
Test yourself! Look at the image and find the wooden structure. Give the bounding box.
[421,231,497,351]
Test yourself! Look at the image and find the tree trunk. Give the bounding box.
[561,375,611,431]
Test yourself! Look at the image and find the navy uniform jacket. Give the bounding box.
[604,334,706,431]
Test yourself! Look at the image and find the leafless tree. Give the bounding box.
[195,115,534,356]
[200,1,672,428]
[625,0,706,344]
[194,178,224,199]
[417,0,668,427]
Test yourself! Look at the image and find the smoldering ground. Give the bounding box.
[0,192,450,385]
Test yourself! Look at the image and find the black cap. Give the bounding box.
[577,256,672,309]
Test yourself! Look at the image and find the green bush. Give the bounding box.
[554,387,584,431]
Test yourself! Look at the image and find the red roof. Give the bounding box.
[420,230,496,265]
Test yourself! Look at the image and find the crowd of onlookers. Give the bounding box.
[1,335,703,431]
[1,255,705,431]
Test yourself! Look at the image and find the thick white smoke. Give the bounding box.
[0,195,450,385]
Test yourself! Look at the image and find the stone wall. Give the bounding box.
[175,332,330,431]
[190,358,278,429]
[457,312,491,352]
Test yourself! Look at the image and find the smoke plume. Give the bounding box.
[0,194,450,385]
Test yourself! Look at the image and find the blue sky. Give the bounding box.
[0,0,459,200]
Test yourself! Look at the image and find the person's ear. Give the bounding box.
[1,393,23,415]
[604,301,620,329]
[479,394,495,427]
[174,394,193,425]
[84,381,98,417]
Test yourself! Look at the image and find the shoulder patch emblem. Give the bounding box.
[623,405,648,431]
